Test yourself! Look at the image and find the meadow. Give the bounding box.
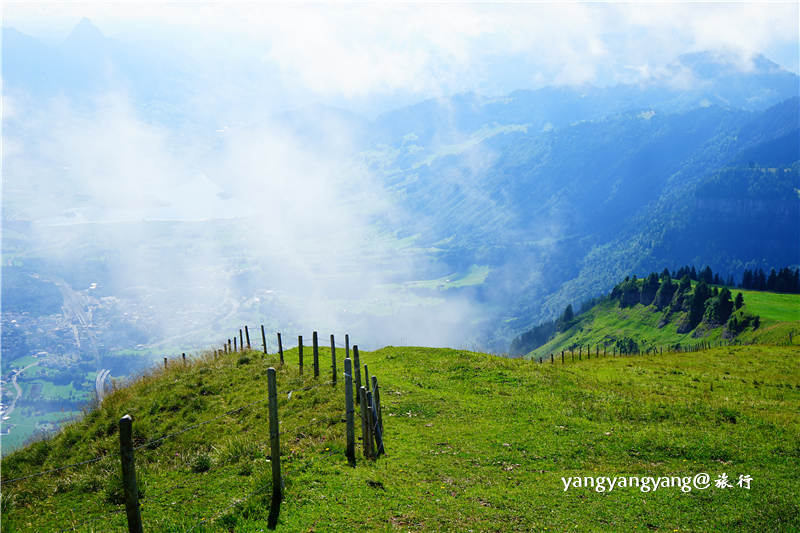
[2,342,798,531]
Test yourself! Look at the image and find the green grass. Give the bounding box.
[2,343,799,531]
[528,289,800,359]
[738,289,800,324]
[402,264,491,290]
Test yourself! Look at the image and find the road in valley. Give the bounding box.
[2,361,39,422]
[95,369,111,402]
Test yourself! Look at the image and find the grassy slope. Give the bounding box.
[2,343,799,531]
[528,289,800,360]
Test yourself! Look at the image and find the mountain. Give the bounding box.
[368,52,799,147]
[365,94,799,346]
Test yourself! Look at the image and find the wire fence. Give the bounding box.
[2,326,385,532]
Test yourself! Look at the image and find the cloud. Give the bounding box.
[4,2,798,104]
[4,89,485,349]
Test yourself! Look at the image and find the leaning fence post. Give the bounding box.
[344,358,356,466]
[365,389,376,458]
[277,333,284,364]
[363,364,370,394]
[312,331,319,378]
[330,334,337,385]
[245,325,251,350]
[353,345,362,403]
[260,325,267,355]
[267,367,283,502]
[359,385,371,459]
[371,375,384,453]
[119,415,143,533]
[298,335,304,374]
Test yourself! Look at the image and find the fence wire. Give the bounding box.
[1,452,114,486]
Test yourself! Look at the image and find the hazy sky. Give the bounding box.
[4,2,798,114]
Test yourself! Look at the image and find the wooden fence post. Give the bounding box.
[245,325,251,350]
[260,325,267,355]
[330,334,337,385]
[313,331,319,378]
[239,329,244,351]
[345,334,350,359]
[234,337,237,353]
[371,375,384,444]
[353,345,362,403]
[359,386,371,458]
[164,357,168,369]
[344,358,356,466]
[277,333,284,364]
[267,368,283,502]
[298,336,304,374]
[551,353,554,364]
[365,389,376,458]
[182,353,186,365]
[561,350,565,364]
[119,415,143,533]
[363,364,370,394]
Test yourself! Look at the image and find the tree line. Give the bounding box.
[508,264,778,356]
[610,271,757,335]
[740,267,800,293]
[669,264,800,294]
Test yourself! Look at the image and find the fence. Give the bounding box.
[531,337,761,364]
[1,327,385,532]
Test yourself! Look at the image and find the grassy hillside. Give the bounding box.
[527,288,800,360]
[2,343,799,531]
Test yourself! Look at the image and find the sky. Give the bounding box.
[3,2,799,116]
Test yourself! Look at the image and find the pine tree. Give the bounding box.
[767,269,777,291]
[734,292,744,309]
[718,287,733,323]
